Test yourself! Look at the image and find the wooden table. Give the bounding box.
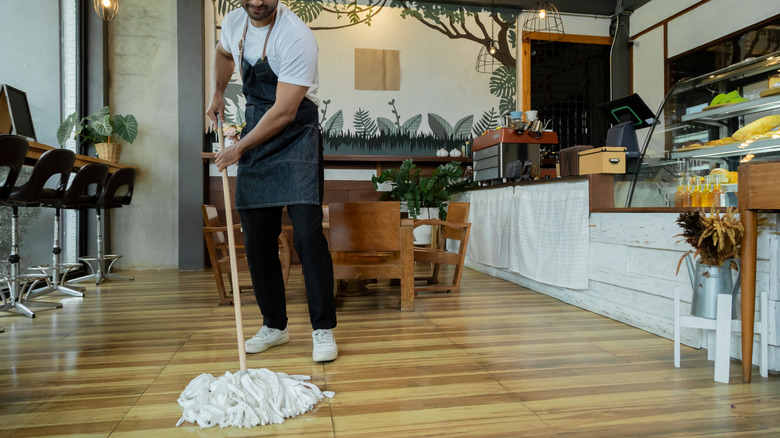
[28,141,130,172]
[737,160,780,383]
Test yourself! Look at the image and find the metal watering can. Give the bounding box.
[685,254,740,319]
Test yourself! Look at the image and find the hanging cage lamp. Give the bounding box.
[522,1,565,43]
[94,0,120,21]
[476,0,500,74]
[476,40,501,74]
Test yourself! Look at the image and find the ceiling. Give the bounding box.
[419,0,654,16]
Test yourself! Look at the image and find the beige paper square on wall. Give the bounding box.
[354,48,400,91]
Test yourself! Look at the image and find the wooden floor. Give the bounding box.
[1,266,779,438]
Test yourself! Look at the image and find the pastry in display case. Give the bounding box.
[623,50,780,208]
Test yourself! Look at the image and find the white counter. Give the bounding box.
[459,182,779,373]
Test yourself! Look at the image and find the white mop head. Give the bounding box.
[176,368,335,428]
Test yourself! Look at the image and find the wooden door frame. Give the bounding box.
[520,33,613,112]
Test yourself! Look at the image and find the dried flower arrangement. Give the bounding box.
[676,208,744,267]
[676,207,774,273]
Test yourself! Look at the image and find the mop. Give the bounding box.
[176,118,333,429]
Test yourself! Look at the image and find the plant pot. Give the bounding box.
[413,207,438,245]
[96,142,121,163]
[685,255,741,319]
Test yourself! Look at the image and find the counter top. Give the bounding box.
[28,141,132,172]
[469,175,588,191]
[201,153,473,164]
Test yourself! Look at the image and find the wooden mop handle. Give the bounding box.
[216,117,248,373]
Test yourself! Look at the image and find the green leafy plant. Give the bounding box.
[57,106,138,146]
[372,159,475,219]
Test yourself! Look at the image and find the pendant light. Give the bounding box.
[522,1,564,42]
[476,1,500,73]
[94,0,120,22]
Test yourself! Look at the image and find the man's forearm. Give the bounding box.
[212,43,235,98]
[236,106,294,154]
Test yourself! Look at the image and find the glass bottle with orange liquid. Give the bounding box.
[674,177,685,207]
[691,176,702,208]
[701,176,713,208]
[711,175,723,207]
[682,176,693,207]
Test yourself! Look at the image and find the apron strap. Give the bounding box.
[238,7,278,72]
[238,17,249,69]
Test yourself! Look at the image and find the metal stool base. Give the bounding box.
[28,263,86,298]
[69,255,134,285]
[1,274,54,318]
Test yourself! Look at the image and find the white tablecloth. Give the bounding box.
[467,187,514,269]
[467,181,590,289]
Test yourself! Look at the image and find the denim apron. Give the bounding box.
[235,10,322,209]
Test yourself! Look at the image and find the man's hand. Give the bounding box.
[206,95,225,127]
[215,141,243,172]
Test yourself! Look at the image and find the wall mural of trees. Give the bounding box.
[212,0,520,155]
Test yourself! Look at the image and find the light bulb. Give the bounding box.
[539,9,546,19]
[102,0,111,7]
[489,44,497,55]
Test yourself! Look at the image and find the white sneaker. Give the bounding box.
[312,329,338,362]
[245,326,289,354]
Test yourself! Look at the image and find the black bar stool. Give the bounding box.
[69,167,136,285]
[1,135,30,329]
[27,163,109,299]
[1,139,75,318]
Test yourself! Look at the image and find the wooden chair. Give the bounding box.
[201,205,291,305]
[413,202,471,294]
[329,201,415,310]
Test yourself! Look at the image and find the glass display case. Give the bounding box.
[623,50,780,208]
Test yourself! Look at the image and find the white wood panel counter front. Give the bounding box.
[458,181,779,374]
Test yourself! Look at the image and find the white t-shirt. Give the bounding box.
[220,4,319,106]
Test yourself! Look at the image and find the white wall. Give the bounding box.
[0,0,64,266]
[0,0,62,147]
[109,0,179,270]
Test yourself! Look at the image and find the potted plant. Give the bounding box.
[57,106,138,163]
[675,208,771,319]
[372,159,474,244]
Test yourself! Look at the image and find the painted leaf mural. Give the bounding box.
[453,115,474,139]
[377,117,397,135]
[428,113,453,139]
[400,114,421,135]
[473,108,498,136]
[216,0,240,16]
[489,66,515,98]
[353,108,378,137]
[323,109,343,134]
[286,0,324,22]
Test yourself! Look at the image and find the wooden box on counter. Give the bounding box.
[578,147,627,175]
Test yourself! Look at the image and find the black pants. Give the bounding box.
[238,204,336,330]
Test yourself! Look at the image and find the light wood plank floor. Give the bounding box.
[1,266,779,437]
